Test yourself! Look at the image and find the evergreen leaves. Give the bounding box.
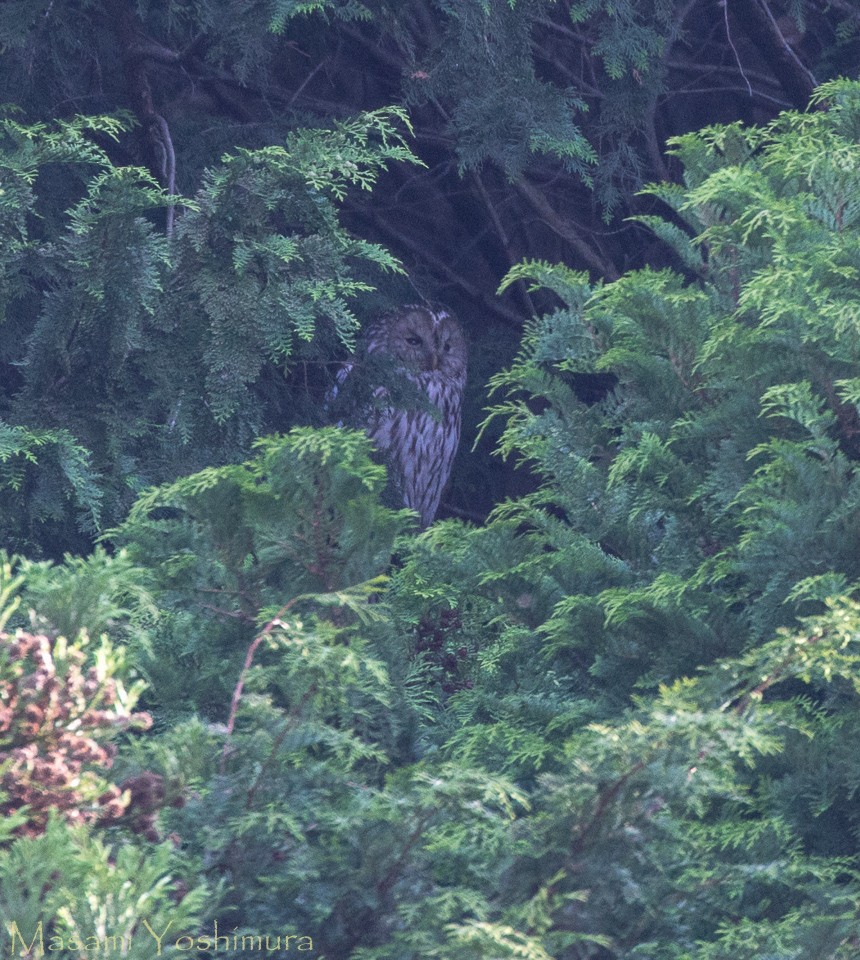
[442,78,860,956]
[6,47,860,960]
[0,108,419,551]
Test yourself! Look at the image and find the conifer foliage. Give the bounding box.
[0,108,416,555]
[444,77,860,956]
[4,20,860,960]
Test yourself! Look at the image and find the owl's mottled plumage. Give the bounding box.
[355,304,467,527]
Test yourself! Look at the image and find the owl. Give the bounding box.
[340,304,467,528]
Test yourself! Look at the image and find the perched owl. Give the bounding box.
[339,304,467,528]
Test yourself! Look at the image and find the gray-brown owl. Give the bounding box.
[342,304,467,528]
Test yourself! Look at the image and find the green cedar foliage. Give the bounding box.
[9,78,860,960]
[95,77,860,953]
[0,0,674,208]
[489,79,860,658]
[0,560,209,960]
[0,108,417,556]
[0,818,208,960]
[404,1,598,181]
[376,80,860,956]
[101,428,532,958]
[108,428,409,715]
[0,424,104,551]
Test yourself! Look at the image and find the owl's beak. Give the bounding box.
[430,353,440,371]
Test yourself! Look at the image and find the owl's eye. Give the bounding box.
[443,342,451,352]
[405,335,423,346]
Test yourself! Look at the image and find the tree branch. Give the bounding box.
[349,203,528,328]
[728,0,817,108]
[515,177,620,280]
[106,0,177,233]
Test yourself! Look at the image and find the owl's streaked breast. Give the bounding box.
[354,304,467,527]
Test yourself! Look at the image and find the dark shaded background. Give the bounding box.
[1,0,856,525]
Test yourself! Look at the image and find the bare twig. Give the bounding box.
[350,203,528,328]
[568,761,647,860]
[287,56,331,111]
[243,684,317,809]
[662,85,792,108]
[722,0,754,97]
[666,59,784,88]
[728,0,816,107]
[376,810,435,896]
[106,0,178,234]
[755,0,818,89]
[220,595,304,773]
[471,172,537,315]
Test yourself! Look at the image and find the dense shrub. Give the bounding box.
[4,69,860,960]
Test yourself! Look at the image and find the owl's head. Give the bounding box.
[366,304,467,386]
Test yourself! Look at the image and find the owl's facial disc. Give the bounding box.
[394,308,465,379]
[364,304,465,387]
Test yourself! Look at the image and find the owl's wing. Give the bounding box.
[324,361,357,427]
[325,361,354,407]
[326,359,392,429]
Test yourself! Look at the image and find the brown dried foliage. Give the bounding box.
[0,630,152,837]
